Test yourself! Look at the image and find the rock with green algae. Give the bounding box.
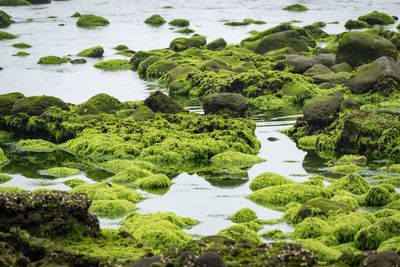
[0,190,100,238]
[218,224,262,245]
[120,212,198,250]
[0,92,24,115]
[0,0,29,5]
[100,159,155,173]
[77,93,123,115]
[144,90,184,114]
[298,135,319,150]
[334,154,367,166]
[354,214,400,250]
[0,30,16,40]
[0,148,9,166]
[261,229,292,240]
[146,59,177,79]
[330,163,361,175]
[169,18,189,27]
[249,172,292,191]
[0,10,12,28]
[302,93,343,128]
[64,178,86,188]
[206,38,227,51]
[77,45,104,58]
[169,35,207,52]
[386,199,400,210]
[295,239,342,264]
[365,186,395,206]
[44,167,81,178]
[228,207,257,223]
[12,42,31,48]
[89,199,136,219]
[111,168,153,184]
[14,139,57,152]
[330,194,360,209]
[0,186,25,193]
[283,4,308,12]
[211,151,264,165]
[344,19,369,30]
[331,212,373,243]
[12,95,68,116]
[13,51,29,57]
[358,11,396,26]
[296,197,353,222]
[328,173,371,195]
[203,93,250,118]
[144,14,166,26]
[0,173,11,183]
[38,55,70,64]
[76,14,109,28]
[378,236,400,253]
[72,182,142,204]
[293,217,330,239]
[134,174,172,190]
[249,184,331,207]
[94,59,131,71]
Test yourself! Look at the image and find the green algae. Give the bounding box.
[14,139,57,152]
[261,229,292,240]
[210,151,264,165]
[38,56,70,65]
[77,46,104,58]
[249,172,292,191]
[76,14,109,28]
[378,236,400,253]
[13,51,29,57]
[44,167,81,178]
[0,148,9,166]
[219,224,262,245]
[0,0,29,5]
[358,11,396,26]
[72,182,142,203]
[77,93,123,115]
[111,167,153,184]
[283,4,308,12]
[175,27,195,34]
[249,184,331,207]
[335,154,367,166]
[330,194,359,209]
[328,173,371,195]
[293,217,330,239]
[228,208,257,223]
[296,239,341,263]
[144,14,166,26]
[94,59,131,71]
[365,186,394,207]
[90,199,136,219]
[12,42,31,49]
[64,178,86,188]
[344,19,369,30]
[0,30,16,40]
[0,186,26,193]
[134,174,172,190]
[329,163,361,175]
[100,159,155,173]
[0,173,11,183]
[331,212,373,243]
[169,18,189,27]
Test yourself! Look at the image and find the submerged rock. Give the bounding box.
[0,92,24,115]
[203,93,249,117]
[144,90,184,114]
[144,14,166,26]
[77,45,104,58]
[76,14,109,28]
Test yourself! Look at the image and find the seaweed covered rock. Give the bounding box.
[0,191,100,238]
[336,32,398,67]
[146,59,177,78]
[302,93,343,128]
[169,18,189,27]
[77,93,123,115]
[378,236,400,253]
[218,224,262,245]
[0,0,29,5]
[293,217,329,239]
[12,96,68,116]
[0,10,12,28]
[248,30,309,54]
[89,199,136,219]
[0,92,24,115]
[144,90,184,114]
[77,46,104,58]
[94,59,131,71]
[0,29,16,40]
[296,197,353,221]
[203,93,249,117]
[365,186,394,206]
[358,11,396,26]
[144,14,166,26]
[134,174,172,190]
[328,173,370,195]
[283,4,308,12]
[228,208,257,223]
[14,139,57,152]
[170,35,207,52]
[206,38,227,51]
[38,56,70,64]
[346,57,400,94]
[210,151,263,164]
[0,148,9,166]
[285,54,320,73]
[331,212,373,243]
[249,172,291,191]
[44,167,80,178]
[76,14,109,28]
[303,24,329,39]
[344,19,369,30]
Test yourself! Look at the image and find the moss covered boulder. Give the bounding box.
[365,186,394,206]
[0,92,24,115]
[0,148,9,166]
[38,56,70,64]
[14,139,57,152]
[206,38,227,51]
[249,30,309,54]
[344,19,369,30]
[219,224,262,245]
[146,59,177,78]
[44,167,80,178]
[169,35,207,52]
[0,30,17,40]
[77,93,123,115]
[293,217,329,239]
[211,151,264,164]
[12,95,68,116]
[328,173,371,195]
[249,172,292,191]
[302,93,343,128]
[90,199,136,219]
[283,4,308,12]
[346,57,400,94]
[169,18,189,27]
[77,46,104,58]
[76,14,109,28]
[296,197,353,221]
[134,174,172,190]
[144,14,166,26]
[336,32,398,67]
[228,208,257,223]
[94,59,131,71]
[203,93,249,117]
[0,10,12,28]
[358,11,396,26]
[285,55,321,73]
[144,90,184,114]
[0,0,29,5]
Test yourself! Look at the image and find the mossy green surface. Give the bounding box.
[94,59,131,71]
[12,42,31,48]
[293,217,330,239]
[134,174,172,189]
[296,239,342,263]
[0,0,29,5]
[0,186,26,193]
[261,229,292,240]
[100,159,155,173]
[77,93,122,114]
[328,173,371,195]
[90,199,136,219]
[14,139,57,152]
[112,167,153,184]
[211,151,264,164]
[169,18,189,27]
[13,51,29,57]
[228,208,257,223]
[330,163,361,175]
[377,236,400,253]
[72,182,142,203]
[358,11,396,26]
[38,56,70,65]
[0,148,9,166]
[144,14,166,26]
[0,30,16,40]
[0,173,11,183]
[64,178,86,188]
[283,4,308,12]
[365,186,394,206]
[219,224,262,245]
[45,167,81,178]
[76,14,109,28]
[249,172,291,191]
[344,19,369,30]
[331,212,372,243]
[77,46,104,58]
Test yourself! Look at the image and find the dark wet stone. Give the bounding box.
[196,251,226,267]
[203,93,249,118]
[144,90,185,114]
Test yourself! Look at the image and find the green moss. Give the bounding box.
[261,229,292,240]
[169,35,207,52]
[38,56,70,65]
[0,30,16,40]
[331,212,372,243]
[219,224,262,245]
[344,19,369,30]
[77,93,123,114]
[44,167,81,178]
[228,208,257,223]
[283,4,308,12]
[249,184,331,207]
[15,139,57,152]
[13,51,29,57]
[211,151,264,165]
[298,135,319,150]
[114,44,129,51]
[134,174,172,189]
[335,155,367,166]
[121,212,197,250]
[175,27,194,34]
[330,194,359,209]
[0,173,11,184]
[76,14,109,28]
[354,215,400,250]
[100,159,155,173]
[112,167,153,184]
[358,11,395,26]
[72,182,142,203]
[296,239,342,263]
[377,236,400,253]
[0,0,29,5]
[64,178,86,188]
[0,186,26,193]
[0,148,9,166]
[12,42,31,48]
[146,59,177,79]
[328,173,371,195]
[90,199,136,219]
[77,46,104,58]
[144,14,166,26]
[71,12,81,18]
[330,163,361,175]
[365,186,395,206]
[386,199,400,211]
[94,59,131,71]
[224,19,265,26]
[293,217,330,239]
[374,208,400,219]
[296,197,353,222]
[383,164,400,173]
[249,172,291,191]
[169,18,189,27]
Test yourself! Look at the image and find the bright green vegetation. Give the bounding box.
[330,212,373,243]
[112,168,153,184]
[169,18,189,27]
[0,173,11,183]
[90,199,136,219]
[44,167,81,178]
[175,27,194,34]
[295,239,342,263]
[13,51,29,57]
[134,174,172,190]
[64,178,86,188]
[0,148,9,166]
[228,208,257,223]
[378,237,400,253]
[365,186,394,206]
[0,186,25,193]
[261,229,292,239]
[77,93,123,114]
[14,139,57,152]
[114,44,129,51]
[344,19,369,30]
[0,30,17,40]
[210,151,264,164]
[77,46,104,58]
[12,42,32,48]
[293,217,330,239]
[121,212,198,250]
[38,56,70,64]
[358,11,396,26]
[76,14,109,28]
[329,163,360,174]
[0,11,11,28]
[94,59,131,71]
[224,19,265,26]
[219,224,262,245]
[249,172,292,191]
[101,159,155,173]
[283,4,308,12]
[144,14,166,26]
[328,173,371,195]
[0,0,29,6]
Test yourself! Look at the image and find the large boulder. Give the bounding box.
[169,35,206,52]
[285,55,320,73]
[144,90,185,114]
[12,95,69,116]
[314,53,336,67]
[0,10,12,28]
[336,32,398,67]
[303,93,343,127]
[203,93,249,117]
[0,92,24,115]
[249,30,309,55]
[346,57,400,94]
[77,93,123,115]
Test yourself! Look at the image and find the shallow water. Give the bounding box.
[0,0,399,103]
